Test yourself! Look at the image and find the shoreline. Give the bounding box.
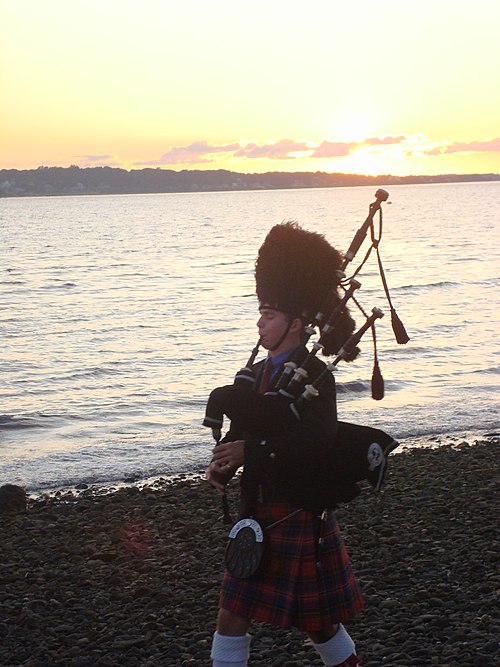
[20,427,499,500]
[1,434,499,666]
[1,167,499,199]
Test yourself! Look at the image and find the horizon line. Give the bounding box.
[1,165,500,179]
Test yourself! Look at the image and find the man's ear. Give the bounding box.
[290,317,304,334]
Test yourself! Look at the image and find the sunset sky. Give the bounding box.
[2,0,499,176]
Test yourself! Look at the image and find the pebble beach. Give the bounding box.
[1,435,498,667]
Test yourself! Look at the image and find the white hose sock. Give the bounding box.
[211,632,251,667]
[313,623,356,666]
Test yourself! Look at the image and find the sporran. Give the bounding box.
[224,518,265,579]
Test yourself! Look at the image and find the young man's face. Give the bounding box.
[257,308,302,355]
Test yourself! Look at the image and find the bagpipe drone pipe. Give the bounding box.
[203,189,407,512]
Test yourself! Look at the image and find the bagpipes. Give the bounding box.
[204,189,408,517]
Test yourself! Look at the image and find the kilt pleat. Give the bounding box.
[219,503,364,632]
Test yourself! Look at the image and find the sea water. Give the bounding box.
[1,182,499,491]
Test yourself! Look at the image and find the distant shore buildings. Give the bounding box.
[1,165,499,198]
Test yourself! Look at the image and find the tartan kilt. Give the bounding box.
[219,503,364,632]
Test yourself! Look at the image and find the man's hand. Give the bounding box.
[205,461,227,495]
[211,440,245,470]
[206,440,245,494]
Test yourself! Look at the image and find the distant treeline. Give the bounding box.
[1,166,499,198]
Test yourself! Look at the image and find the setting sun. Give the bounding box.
[330,114,374,143]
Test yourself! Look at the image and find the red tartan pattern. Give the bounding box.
[219,503,364,632]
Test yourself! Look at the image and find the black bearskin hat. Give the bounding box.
[255,221,359,359]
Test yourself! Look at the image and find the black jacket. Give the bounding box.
[213,347,360,513]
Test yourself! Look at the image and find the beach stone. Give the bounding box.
[0,483,27,512]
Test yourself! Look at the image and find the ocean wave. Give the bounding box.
[478,366,500,375]
[397,276,498,292]
[0,437,206,493]
[0,414,48,430]
[42,281,77,289]
[336,380,369,394]
[218,259,247,266]
[65,364,130,380]
[397,280,458,291]
[337,378,403,395]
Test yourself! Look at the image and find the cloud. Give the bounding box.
[74,154,121,167]
[364,135,407,146]
[136,141,240,166]
[132,133,499,168]
[310,136,406,158]
[235,139,311,159]
[76,154,114,161]
[311,141,357,158]
[425,138,500,156]
[136,139,313,166]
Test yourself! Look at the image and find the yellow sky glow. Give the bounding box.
[1,0,499,176]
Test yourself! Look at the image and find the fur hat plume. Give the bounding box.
[255,221,359,359]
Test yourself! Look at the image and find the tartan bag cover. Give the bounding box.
[219,503,364,632]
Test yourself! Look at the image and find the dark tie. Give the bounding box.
[258,359,273,393]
